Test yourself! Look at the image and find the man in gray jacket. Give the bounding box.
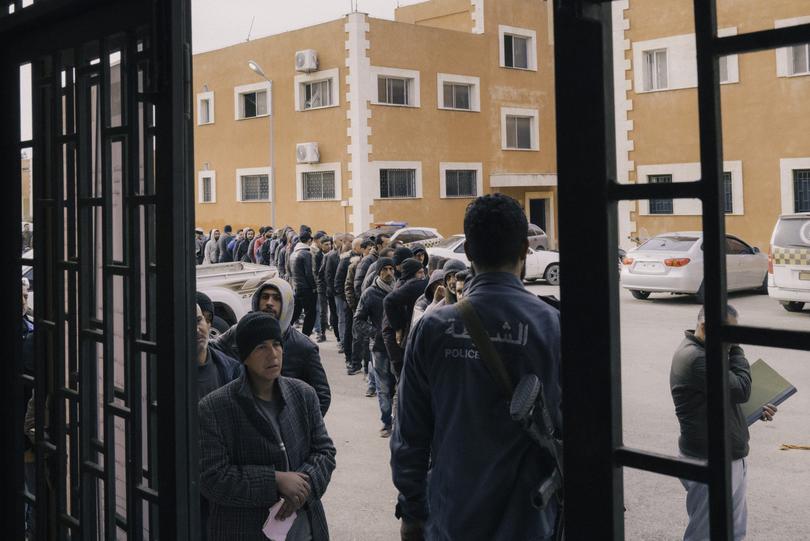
[670,305,776,541]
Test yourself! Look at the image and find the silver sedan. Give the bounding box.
[621,232,769,302]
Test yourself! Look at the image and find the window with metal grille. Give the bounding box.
[241,90,268,118]
[445,170,477,197]
[240,174,269,201]
[505,115,532,149]
[303,79,332,109]
[789,43,810,75]
[504,34,529,69]
[380,169,416,198]
[642,49,668,90]
[302,171,336,200]
[201,176,213,202]
[443,82,471,110]
[723,171,733,213]
[378,76,410,105]
[648,174,673,214]
[794,169,810,212]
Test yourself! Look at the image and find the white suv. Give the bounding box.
[768,213,810,312]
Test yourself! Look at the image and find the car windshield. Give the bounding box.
[638,236,699,252]
[773,217,810,248]
[433,236,463,249]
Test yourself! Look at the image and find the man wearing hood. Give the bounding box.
[410,243,430,273]
[203,229,220,264]
[411,269,445,327]
[291,231,318,337]
[210,277,331,416]
[391,247,414,281]
[441,258,467,305]
[354,234,389,300]
[354,257,397,437]
[382,258,427,378]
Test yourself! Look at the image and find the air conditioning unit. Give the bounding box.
[296,142,320,164]
[295,49,319,73]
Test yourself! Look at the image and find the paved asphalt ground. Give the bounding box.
[319,285,809,540]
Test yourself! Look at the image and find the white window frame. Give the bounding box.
[233,81,271,120]
[235,166,272,202]
[198,170,216,203]
[717,27,740,85]
[197,91,215,125]
[779,157,810,214]
[437,73,481,112]
[296,162,342,202]
[370,67,421,108]
[498,25,538,71]
[371,161,423,199]
[636,161,744,215]
[641,48,669,91]
[440,162,483,199]
[500,107,540,151]
[776,17,810,78]
[294,68,340,112]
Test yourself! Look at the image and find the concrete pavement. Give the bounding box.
[316,286,809,540]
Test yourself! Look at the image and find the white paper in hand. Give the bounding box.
[262,499,298,541]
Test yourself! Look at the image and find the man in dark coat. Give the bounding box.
[195,292,242,401]
[199,313,336,541]
[323,237,342,344]
[313,234,332,343]
[290,231,318,337]
[211,277,331,416]
[354,233,390,299]
[334,237,359,366]
[354,257,397,437]
[360,246,396,294]
[382,258,427,378]
[217,224,234,263]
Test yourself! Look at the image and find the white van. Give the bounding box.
[768,213,810,312]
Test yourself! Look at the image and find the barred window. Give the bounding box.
[794,169,810,212]
[445,170,477,197]
[240,174,269,201]
[648,174,673,214]
[380,169,416,198]
[723,172,733,213]
[302,171,336,200]
[201,176,213,202]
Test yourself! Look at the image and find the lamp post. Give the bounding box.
[247,60,275,229]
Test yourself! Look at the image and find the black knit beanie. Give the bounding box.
[400,258,423,281]
[236,312,282,361]
[393,247,414,266]
[377,257,395,273]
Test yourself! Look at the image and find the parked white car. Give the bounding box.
[768,213,810,312]
[196,262,278,333]
[360,222,444,248]
[621,232,768,302]
[427,235,560,285]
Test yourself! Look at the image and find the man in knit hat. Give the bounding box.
[382,258,427,378]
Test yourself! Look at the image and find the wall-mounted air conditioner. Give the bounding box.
[296,142,320,164]
[295,50,319,73]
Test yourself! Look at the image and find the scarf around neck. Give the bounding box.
[375,276,394,293]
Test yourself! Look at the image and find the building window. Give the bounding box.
[795,169,810,212]
[505,115,532,150]
[198,170,216,203]
[499,25,537,70]
[236,168,271,202]
[378,76,412,106]
[303,79,332,109]
[445,170,477,197]
[648,174,673,214]
[719,56,729,84]
[234,82,271,120]
[302,171,336,200]
[197,91,214,125]
[789,44,810,76]
[723,172,733,213]
[642,49,668,91]
[443,82,471,110]
[380,169,416,198]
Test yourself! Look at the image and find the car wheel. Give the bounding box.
[781,301,805,313]
[695,282,705,304]
[544,263,560,286]
[630,290,650,300]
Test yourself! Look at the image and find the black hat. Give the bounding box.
[299,224,312,236]
[235,312,282,361]
[443,258,467,274]
[377,257,395,273]
[299,231,313,243]
[393,247,414,266]
[195,291,215,319]
[223,224,232,233]
[400,258,423,281]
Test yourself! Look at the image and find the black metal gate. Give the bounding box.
[0,1,197,539]
[553,1,810,539]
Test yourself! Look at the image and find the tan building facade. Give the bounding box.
[615,0,810,250]
[193,0,560,244]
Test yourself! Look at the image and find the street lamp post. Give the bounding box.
[247,60,275,229]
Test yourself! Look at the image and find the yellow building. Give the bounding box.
[615,0,810,250]
[193,0,560,244]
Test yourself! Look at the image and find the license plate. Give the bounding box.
[800,271,810,281]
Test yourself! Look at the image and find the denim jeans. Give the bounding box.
[367,363,378,393]
[373,350,396,428]
[313,293,323,334]
[335,296,350,354]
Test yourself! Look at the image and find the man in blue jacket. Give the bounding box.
[391,194,562,540]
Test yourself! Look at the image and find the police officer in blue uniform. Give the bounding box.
[391,194,562,541]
